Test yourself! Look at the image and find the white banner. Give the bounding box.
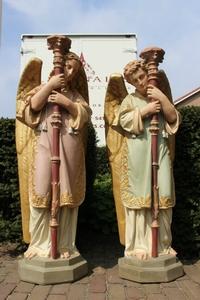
[20,34,137,145]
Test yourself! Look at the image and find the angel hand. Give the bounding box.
[48,74,65,90]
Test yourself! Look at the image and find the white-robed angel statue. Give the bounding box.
[104,58,181,260]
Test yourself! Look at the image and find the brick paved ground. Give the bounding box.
[0,232,200,300]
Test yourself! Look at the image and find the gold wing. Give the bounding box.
[73,61,90,151]
[74,64,89,104]
[16,58,42,243]
[104,73,128,245]
[158,69,173,102]
[158,69,175,162]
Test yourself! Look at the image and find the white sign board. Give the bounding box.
[20,34,137,145]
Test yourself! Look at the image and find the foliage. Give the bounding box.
[78,172,117,234]
[172,106,200,258]
[0,118,22,242]
[85,122,98,193]
[79,145,117,234]
[96,146,110,176]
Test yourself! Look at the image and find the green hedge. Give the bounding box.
[172,106,200,258]
[0,118,21,241]
[79,126,117,234]
[0,107,200,258]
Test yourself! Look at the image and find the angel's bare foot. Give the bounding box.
[169,248,177,256]
[24,251,37,259]
[135,252,148,260]
[60,251,70,259]
[125,249,149,260]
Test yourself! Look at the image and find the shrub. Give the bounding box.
[172,106,200,258]
[0,118,22,242]
[79,145,117,234]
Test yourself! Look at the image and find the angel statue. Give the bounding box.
[105,57,181,261]
[16,45,91,260]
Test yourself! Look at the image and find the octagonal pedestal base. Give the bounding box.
[18,253,88,285]
[118,255,184,283]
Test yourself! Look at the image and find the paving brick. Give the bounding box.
[89,274,106,293]
[175,273,189,281]
[7,292,28,300]
[88,260,105,269]
[2,243,200,300]
[76,275,90,284]
[0,267,7,275]
[184,264,200,284]
[125,286,144,299]
[147,294,167,300]
[0,275,5,283]
[67,284,87,299]
[108,284,126,300]
[88,293,106,300]
[162,287,188,299]
[3,262,18,272]
[107,266,123,284]
[92,266,106,275]
[48,283,70,295]
[14,281,34,293]
[4,272,20,284]
[195,259,200,268]
[28,285,52,300]
[47,295,66,300]
[143,283,161,294]
[0,283,16,300]
[177,279,200,299]
[123,280,142,288]
[160,281,177,288]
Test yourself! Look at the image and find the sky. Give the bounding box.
[1,0,200,118]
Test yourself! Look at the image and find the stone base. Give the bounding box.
[118,255,184,283]
[18,253,88,285]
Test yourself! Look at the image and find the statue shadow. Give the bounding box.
[76,228,124,273]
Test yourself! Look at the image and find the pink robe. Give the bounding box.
[19,86,91,257]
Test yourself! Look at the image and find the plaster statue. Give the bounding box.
[105,55,181,260]
[16,41,91,260]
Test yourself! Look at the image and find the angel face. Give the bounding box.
[64,59,80,83]
[130,68,148,96]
